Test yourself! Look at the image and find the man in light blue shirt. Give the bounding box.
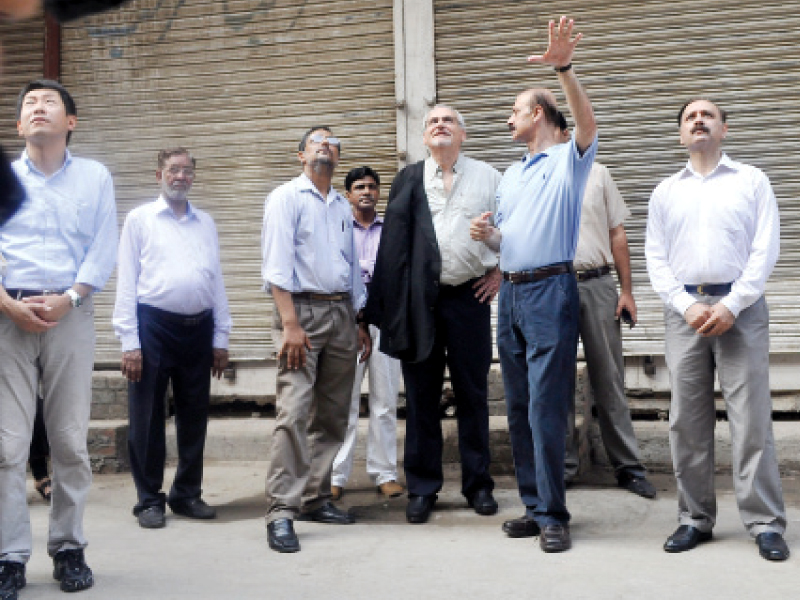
[471,17,597,553]
[0,79,117,598]
[261,126,370,554]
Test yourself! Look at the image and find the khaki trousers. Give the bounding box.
[0,297,95,563]
[664,295,786,536]
[266,296,357,522]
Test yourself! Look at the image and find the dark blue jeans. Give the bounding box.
[497,273,579,526]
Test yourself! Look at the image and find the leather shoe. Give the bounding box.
[756,532,790,561]
[137,506,166,529]
[377,481,405,498]
[663,525,712,553]
[406,495,436,524]
[468,489,498,516]
[168,497,216,520]
[502,515,540,538]
[267,519,300,553]
[299,501,354,524]
[539,523,571,553]
[331,486,343,501]
[617,471,657,499]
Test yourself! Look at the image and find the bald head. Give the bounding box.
[520,88,560,128]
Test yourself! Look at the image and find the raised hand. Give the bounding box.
[527,16,582,69]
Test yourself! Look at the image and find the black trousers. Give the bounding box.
[401,279,494,498]
[128,304,214,514]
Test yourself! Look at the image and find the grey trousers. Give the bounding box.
[0,297,95,563]
[664,295,786,536]
[566,274,645,478]
[266,296,357,523]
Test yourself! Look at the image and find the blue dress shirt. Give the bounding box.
[2,150,118,291]
[495,134,598,272]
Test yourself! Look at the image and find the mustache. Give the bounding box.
[691,125,709,134]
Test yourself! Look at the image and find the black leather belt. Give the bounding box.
[294,292,350,302]
[502,262,573,284]
[684,283,733,296]
[575,265,611,282]
[5,288,68,299]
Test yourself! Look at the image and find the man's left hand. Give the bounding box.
[527,15,582,68]
[23,293,71,322]
[696,303,735,337]
[473,266,502,303]
[211,348,229,379]
[357,323,372,363]
[615,291,638,324]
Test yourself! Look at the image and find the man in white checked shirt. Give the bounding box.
[113,148,232,531]
[645,98,788,561]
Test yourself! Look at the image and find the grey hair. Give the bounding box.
[422,104,466,131]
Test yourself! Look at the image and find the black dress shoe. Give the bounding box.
[52,549,94,593]
[267,519,300,553]
[540,524,571,553]
[0,561,26,600]
[406,495,436,524]
[168,497,217,520]
[137,506,166,529]
[468,489,498,516]
[502,515,540,538]
[663,525,712,553]
[299,501,354,524]
[617,471,657,499]
[756,532,790,561]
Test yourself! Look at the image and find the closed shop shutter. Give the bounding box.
[0,19,45,163]
[60,0,397,365]
[433,0,800,356]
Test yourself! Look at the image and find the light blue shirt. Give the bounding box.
[113,196,233,352]
[495,134,598,272]
[2,150,118,291]
[261,173,366,311]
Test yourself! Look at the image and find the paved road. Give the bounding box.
[21,463,800,599]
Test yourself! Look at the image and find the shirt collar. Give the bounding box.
[297,172,340,204]
[156,194,197,220]
[353,214,383,230]
[681,153,738,179]
[425,153,465,182]
[520,145,556,170]
[21,148,72,178]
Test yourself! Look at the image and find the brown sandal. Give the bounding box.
[35,477,52,501]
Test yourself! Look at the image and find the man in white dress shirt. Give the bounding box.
[645,99,788,561]
[113,148,232,530]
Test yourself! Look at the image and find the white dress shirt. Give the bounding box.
[261,173,366,311]
[645,154,780,317]
[424,154,500,285]
[2,150,118,291]
[113,196,232,352]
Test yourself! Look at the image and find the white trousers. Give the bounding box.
[332,326,401,487]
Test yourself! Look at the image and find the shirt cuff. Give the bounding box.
[120,333,140,353]
[672,291,698,316]
[719,295,742,318]
[213,331,230,349]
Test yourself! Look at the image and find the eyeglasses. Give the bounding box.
[165,166,195,176]
[308,133,341,147]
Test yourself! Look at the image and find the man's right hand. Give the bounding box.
[0,297,57,333]
[279,322,312,370]
[684,303,712,331]
[121,349,143,382]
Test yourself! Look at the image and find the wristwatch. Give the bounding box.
[66,289,82,308]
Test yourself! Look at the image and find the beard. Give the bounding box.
[310,155,335,176]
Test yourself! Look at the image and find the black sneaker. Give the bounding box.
[0,561,25,600]
[52,549,94,593]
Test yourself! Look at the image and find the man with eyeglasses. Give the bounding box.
[113,148,232,530]
[366,105,501,525]
[470,17,597,552]
[261,127,371,553]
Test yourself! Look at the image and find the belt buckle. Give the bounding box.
[697,284,705,295]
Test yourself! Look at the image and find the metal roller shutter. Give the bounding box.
[0,19,45,161]
[59,0,397,365]
[433,0,800,356]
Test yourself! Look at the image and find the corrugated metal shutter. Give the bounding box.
[59,0,397,364]
[0,19,44,159]
[433,0,800,355]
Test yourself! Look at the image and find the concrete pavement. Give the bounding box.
[21,461,800,600]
